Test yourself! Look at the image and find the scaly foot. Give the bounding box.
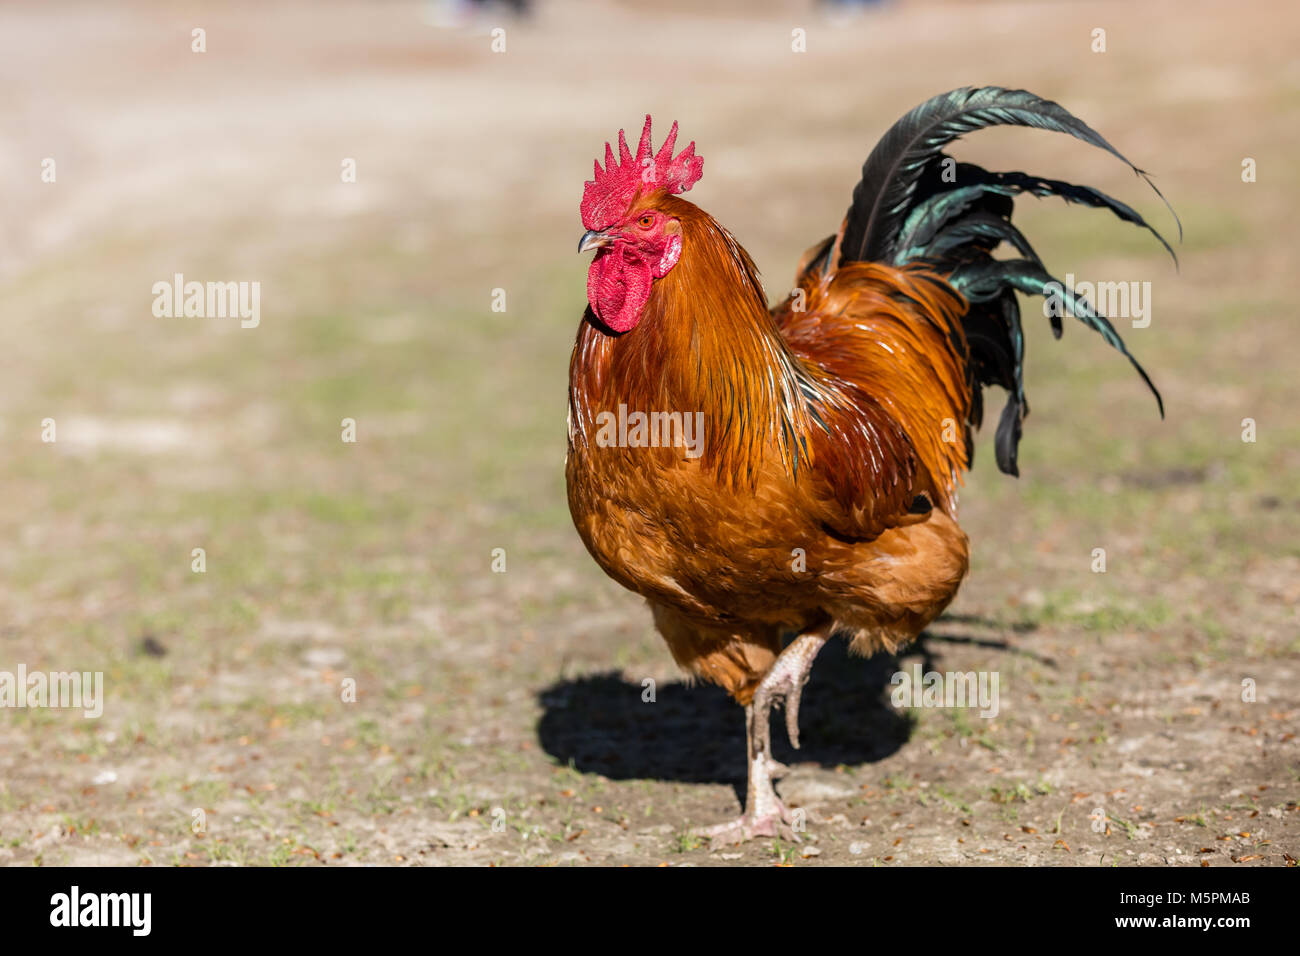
[751,632,828,750]
[698,801,800,848]
[694,634,830,847]
[696,715,799,848]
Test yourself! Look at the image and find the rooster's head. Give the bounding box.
[578,116,703,333]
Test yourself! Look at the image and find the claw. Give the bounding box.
[699,806,801,849]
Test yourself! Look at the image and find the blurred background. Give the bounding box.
[1,0,1296,866]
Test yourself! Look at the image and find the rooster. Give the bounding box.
[566,87,1177,844]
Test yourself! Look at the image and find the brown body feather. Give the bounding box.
[567,193,971,703]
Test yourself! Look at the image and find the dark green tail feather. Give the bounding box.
[837,86,1179,476]
[839,86,1181,265]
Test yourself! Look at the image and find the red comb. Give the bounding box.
[580,116,703,230]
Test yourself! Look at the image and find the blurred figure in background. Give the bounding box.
[424,0,531,29]
[822,0,890,23]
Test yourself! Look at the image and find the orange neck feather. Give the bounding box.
[569,198,814,488]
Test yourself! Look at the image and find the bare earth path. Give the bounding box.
[0,0,1296,866]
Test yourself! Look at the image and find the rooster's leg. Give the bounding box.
[697,632,829,848]
[752,631,829,751]
[697,703,792,847]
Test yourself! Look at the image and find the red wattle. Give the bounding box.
[587,250,652,333]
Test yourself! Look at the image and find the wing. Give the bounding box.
[773,256,972,539]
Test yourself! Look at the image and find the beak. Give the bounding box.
[578,228,615,254]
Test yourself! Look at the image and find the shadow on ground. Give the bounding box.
[537,618,1045,786]
[536,639,916,785]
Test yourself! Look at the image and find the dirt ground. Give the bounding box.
[0,0,1296,867]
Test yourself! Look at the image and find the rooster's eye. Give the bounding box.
[637,215,654,228]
